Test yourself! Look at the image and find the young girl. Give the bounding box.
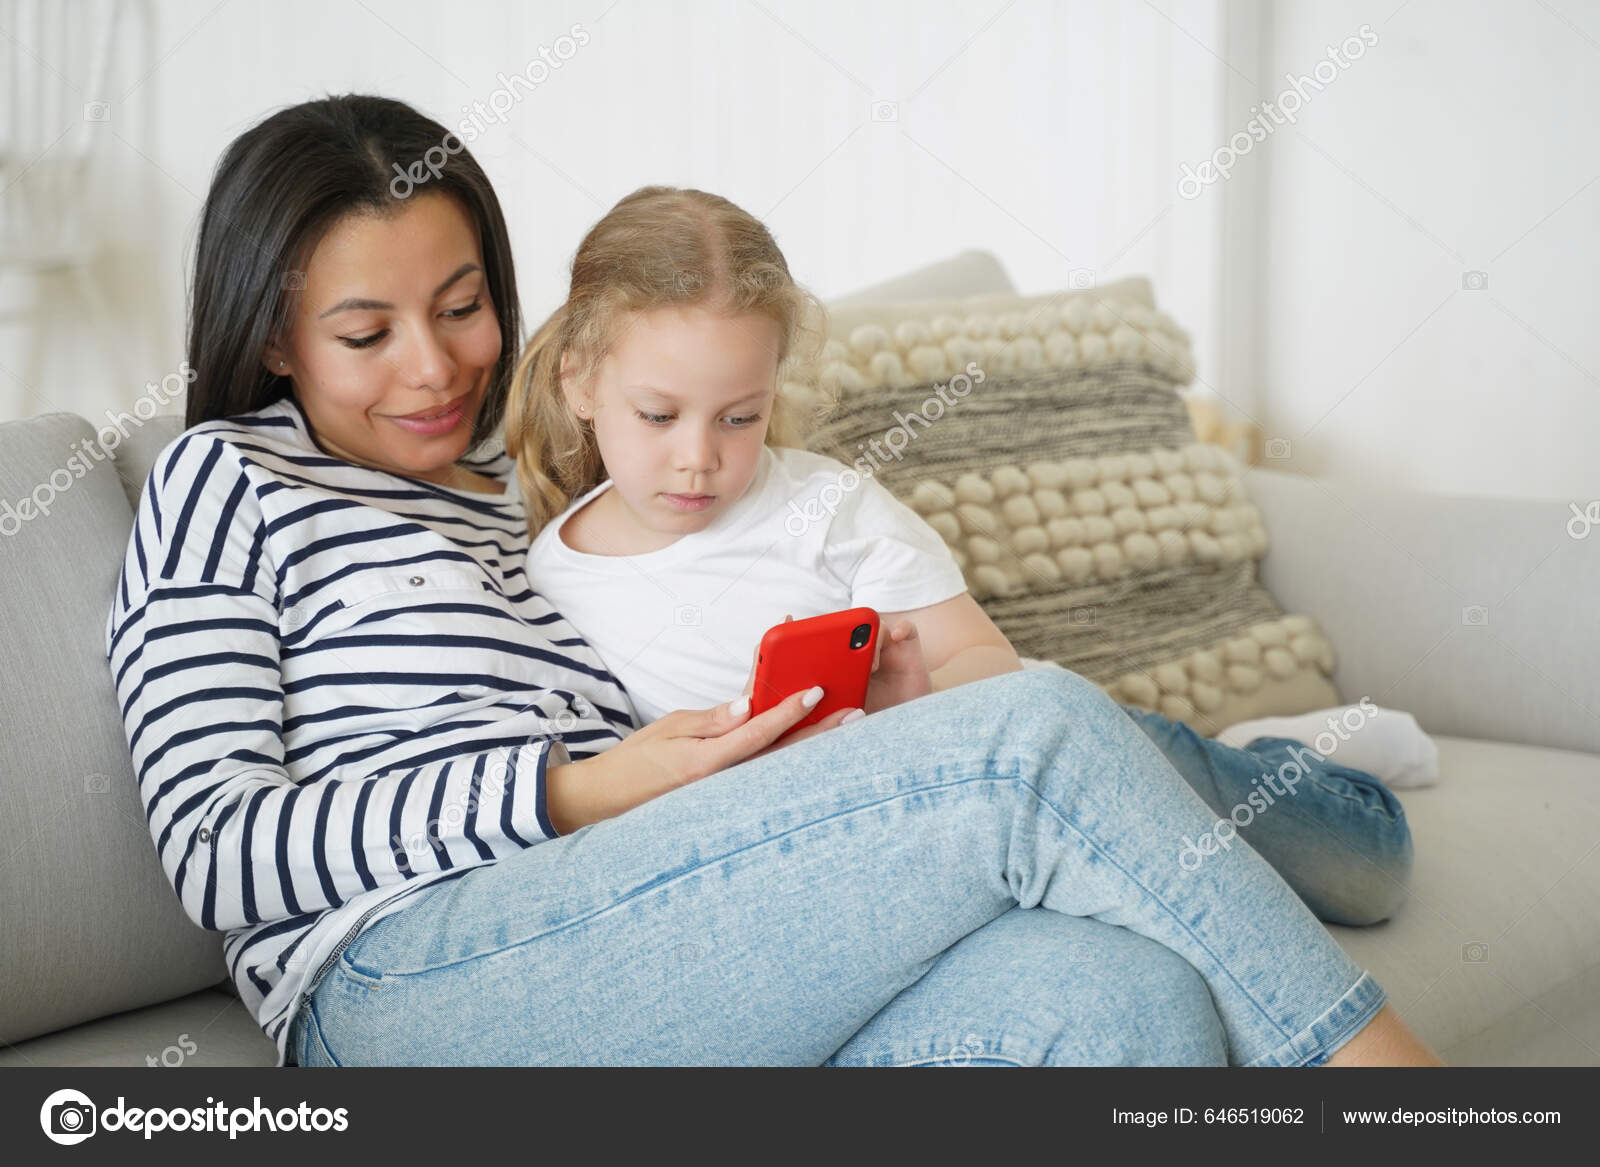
[504,188,1433,835]
[509,186,1021,726]
[503,184,1433,935]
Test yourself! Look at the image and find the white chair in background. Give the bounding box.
[0,0,124,419]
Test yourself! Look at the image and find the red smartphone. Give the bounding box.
[748,607,880,739]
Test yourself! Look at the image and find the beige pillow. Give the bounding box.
[803,278,1340,736]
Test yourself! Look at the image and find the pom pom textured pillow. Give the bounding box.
[804,276,1340,736]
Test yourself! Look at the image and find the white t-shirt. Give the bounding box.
[526,445,969,724]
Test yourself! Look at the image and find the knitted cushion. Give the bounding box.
[803,276,1340,736]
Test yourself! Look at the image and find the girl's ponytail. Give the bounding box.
[504,303,604,531]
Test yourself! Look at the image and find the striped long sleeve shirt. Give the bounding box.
[105,396,635,1065]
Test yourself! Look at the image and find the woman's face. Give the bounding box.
[267,193,502,484]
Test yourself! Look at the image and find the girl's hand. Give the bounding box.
[865,618,932,713]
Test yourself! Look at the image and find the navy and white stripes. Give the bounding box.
[106,396,635,1065]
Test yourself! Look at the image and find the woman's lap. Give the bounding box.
[293,681,1024,1066]
[296,900,1228,1068]
[291,669,1380,1067]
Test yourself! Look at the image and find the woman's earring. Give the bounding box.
[278,361,287,370]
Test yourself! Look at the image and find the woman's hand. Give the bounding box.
[543,685,860,834]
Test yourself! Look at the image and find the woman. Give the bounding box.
[107,95,1435,1067]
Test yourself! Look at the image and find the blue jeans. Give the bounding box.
[289,669,1401,1067]
[1120,708,1412,927]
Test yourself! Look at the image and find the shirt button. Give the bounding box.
[408,575,426,586]
[197,827,212,843]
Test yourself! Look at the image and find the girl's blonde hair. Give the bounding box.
[505,185,831,532]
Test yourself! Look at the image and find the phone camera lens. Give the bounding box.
[850,623,872,649]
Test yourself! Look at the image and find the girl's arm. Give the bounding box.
[881,593,1022,692]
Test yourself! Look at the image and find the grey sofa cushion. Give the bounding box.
[1246,467,1600,757]
[0,413,226,1046]
[0,988,274,1067]
[1329,734,1600,1064]
[827,249,1018,306]
[109,413,185,513]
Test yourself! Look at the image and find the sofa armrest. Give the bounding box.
[1244,467,1600,757]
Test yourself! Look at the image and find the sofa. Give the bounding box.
[3,252,1596,1067]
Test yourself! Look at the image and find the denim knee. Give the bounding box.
[994,668,1163,783]
[1311,832,1414,926]
[1061,948,1227,1066]
[982,667,1129,745]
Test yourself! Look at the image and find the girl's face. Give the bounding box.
[565,304,780,539]
[266,193,502,485]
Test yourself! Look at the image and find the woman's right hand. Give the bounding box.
[544,685,859,834]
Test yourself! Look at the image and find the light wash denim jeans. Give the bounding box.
[289,668,1401,1068]
[1120,707,1412,928]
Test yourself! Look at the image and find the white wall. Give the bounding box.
[17,2,1585,503]
[1234,0,1600,501]
[0,0,1228,431]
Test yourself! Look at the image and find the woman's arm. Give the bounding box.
[114,569,570,936]
[545,687,856,834]
[110,436,573,932]
[881,593,1022,692]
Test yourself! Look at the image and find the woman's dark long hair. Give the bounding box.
[185,94,519,448]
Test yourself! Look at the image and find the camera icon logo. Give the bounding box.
[1265,438,1291,460]
[1068,605,1096,626]
[1461,604,1489,627]
[281,269,306,291]
[1567,500,1600,540]
[673,604,701,626]
[671,269,702,295]
[871,100,899,122]
[1462,941,1490,963]
[83,773,110,795]
[946,1033,985,1066]
[82,101,110,122]
[1461,270,1489,291]
[40,1088,97,1145]
[1068,268,1097,290]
